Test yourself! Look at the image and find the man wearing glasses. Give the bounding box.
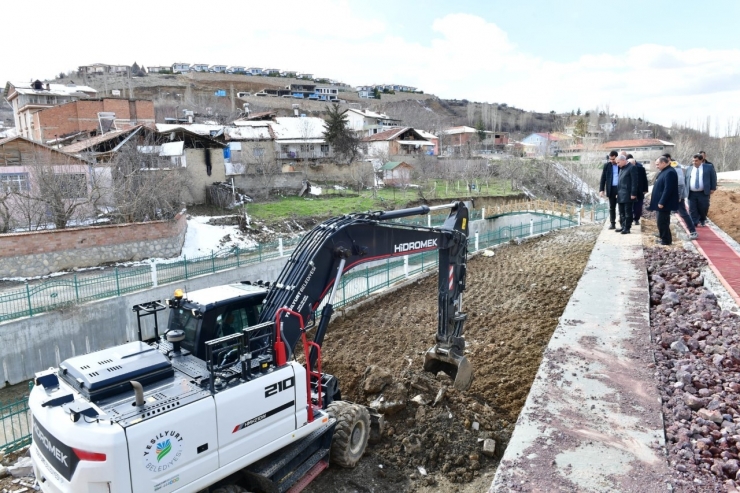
[688,153,717,227]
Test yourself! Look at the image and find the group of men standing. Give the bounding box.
[599,150,717,245]
[598,150,649,234]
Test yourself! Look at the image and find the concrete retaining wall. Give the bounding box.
[0,213,188,278]
[0,256,287,388]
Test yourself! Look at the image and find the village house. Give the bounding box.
[171,63,190,73]
[147,66,170,74]
[520,132,572,157]
[442,126,509,155]
[270,116,331,163]
[247,68,263,76]
[227,66,246,74]
[314,87,339,102]
[209,65,228,73]
[4,81,98,141]
[346,108,402,136]
[30,98,155,144]
[62,125,226,205]
[362,127,434,158]
[191,64,210,72]
[223,122,276,174]
[417,130,439,156]
[262,69,280,76]
[280,71,298,78]
[380,161,414,186]
[77,64,109,76]
[0,135,96,229]
[600,138,675,163]
[296,73,313,80]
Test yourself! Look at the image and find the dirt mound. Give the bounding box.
[306,225,601,492]
[709,188,740,244]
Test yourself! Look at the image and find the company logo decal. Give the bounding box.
[156,439,172,462]
[144,431,183,473]
[394,238,437,253]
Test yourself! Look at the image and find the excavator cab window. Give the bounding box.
[169,308,200,354]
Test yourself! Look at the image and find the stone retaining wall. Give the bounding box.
[0,213,187,277]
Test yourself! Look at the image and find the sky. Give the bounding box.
[3,0,740,133]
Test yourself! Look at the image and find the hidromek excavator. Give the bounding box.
[28,201,473,493]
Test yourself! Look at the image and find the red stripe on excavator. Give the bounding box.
[316,246,439,301]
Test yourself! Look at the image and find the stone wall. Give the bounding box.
[0,213,187,277]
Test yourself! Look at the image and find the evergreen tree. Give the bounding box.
[324,105,362,165]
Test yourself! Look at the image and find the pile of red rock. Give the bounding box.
[648,247,740,491]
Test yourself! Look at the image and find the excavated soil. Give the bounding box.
[709,189,740,244]
[305,225,601,493]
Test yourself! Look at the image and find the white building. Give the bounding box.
[171,63,190,73]
[345,108,401,136]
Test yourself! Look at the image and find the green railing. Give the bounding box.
[0,207,604,324]
[0,210,597,453]
[0,382,33,453]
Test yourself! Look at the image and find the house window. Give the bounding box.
[321,145,330,153]
[0,173,29,192]
[253,147,265,157]
[56,173,87,199]
[281,145,289,153]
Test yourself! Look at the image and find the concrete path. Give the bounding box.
[491,222,673,492]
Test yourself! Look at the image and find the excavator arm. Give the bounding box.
[258,200,473,390]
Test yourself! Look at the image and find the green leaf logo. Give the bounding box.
[156,439,172,462]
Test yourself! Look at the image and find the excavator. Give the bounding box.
[28,201,472,493]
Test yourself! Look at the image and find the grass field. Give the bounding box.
[243,179,515,221]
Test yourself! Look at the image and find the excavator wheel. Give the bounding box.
[327,401,370,468]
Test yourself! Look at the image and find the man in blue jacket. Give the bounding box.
[599,151,620,229]
[688,153,717,227]
[649,156,680,245]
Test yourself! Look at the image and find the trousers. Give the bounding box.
[632,200,644,222]
[674,199,695,233]
[688,191,710,225]
[608,191,618,225]
[657,209,672,245]
[618,201,633,231]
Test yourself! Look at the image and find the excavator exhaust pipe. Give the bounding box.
[423,346,473,391]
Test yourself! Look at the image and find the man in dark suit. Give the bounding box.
[599,150,620,229]
[688,153,717,227]
[649,156,680,245]
[627,155,649,225]
[615,155,638,234]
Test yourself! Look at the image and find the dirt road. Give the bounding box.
[306,225,601,493]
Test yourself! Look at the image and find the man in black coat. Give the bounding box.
[627,155,649,225]
[614,155,638,234]
[599,150,620,229]
[649,156,680,245]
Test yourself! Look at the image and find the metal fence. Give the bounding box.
[0,207,604,324]
[0,382,33,453]
[0,208,602,453]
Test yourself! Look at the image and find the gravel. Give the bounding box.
[647,246,740,492]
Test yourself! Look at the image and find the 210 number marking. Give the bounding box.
[265,377,295,398]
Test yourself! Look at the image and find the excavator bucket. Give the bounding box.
[423,346,473,391]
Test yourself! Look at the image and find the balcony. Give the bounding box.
[278,150,333,160]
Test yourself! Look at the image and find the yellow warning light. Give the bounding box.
[174,289,184,299]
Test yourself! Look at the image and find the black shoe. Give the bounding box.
[634,219,640,225]
[621,229,631,234]
[614,228,623,233]
[653,233,660,238]
[659,241,672,246]
[700,222,706,227]
[608,224,616,230]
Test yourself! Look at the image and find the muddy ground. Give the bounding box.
[305,225,601,493]
[709,188,740,244]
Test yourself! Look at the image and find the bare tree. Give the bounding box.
[107,139,185,223]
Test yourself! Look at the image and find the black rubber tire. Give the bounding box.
[327,401,370,468]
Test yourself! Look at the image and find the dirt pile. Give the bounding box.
[709,189,740,244]
[647,247,740,492]
[306,225,601,492]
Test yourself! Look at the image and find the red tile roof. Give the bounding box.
[362,127,411,142]
[602,139,674,149]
